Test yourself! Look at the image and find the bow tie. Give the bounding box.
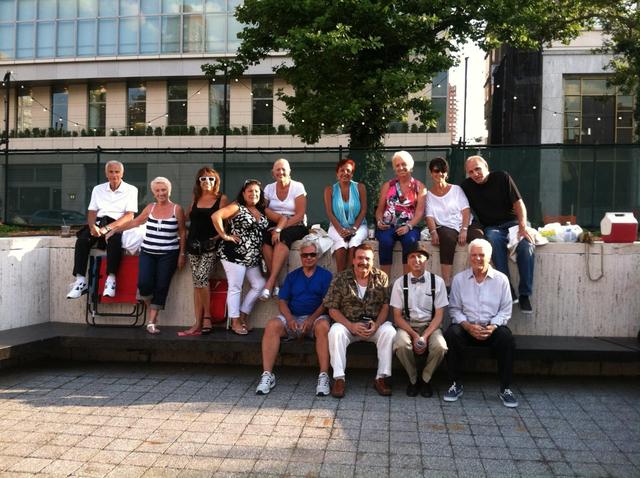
[411,276,425,284]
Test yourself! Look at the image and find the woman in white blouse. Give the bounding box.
[261,158,309,300]
[425,157,474,288]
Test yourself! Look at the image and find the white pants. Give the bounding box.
[221,260,265,318]
[327,223,368,253]
[328,321,396,379]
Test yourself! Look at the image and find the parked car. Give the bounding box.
[29,209,86,226]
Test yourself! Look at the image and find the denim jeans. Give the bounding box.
[137,250,179,309]
[483,220,534,297]
[375,227,421,265]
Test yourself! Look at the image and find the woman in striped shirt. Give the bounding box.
[108,176,186,334]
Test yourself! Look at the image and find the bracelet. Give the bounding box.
[461,226,468,231]
[105,226,111,232]
[407,223,413,230]
[429,229,436,234]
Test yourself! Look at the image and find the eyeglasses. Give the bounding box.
[431,168,446,174]
[199,176,216,183]
[300,252,317,258]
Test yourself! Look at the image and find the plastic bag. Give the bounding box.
[302,224,334,255]
[538,222,583,243]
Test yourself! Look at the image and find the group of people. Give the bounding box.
[65,152,535,407]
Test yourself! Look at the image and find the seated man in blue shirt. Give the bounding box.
[444,238,518,408]
[256,240,333,396]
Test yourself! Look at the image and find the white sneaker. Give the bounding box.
[66,278,88,299]
[256,371,276,395]
[103,277,116,298]
[316,372,330,396]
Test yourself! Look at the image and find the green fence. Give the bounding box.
[1,144,638,229]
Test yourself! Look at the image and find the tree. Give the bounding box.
[599,1,640,141]
[203,0,607,208]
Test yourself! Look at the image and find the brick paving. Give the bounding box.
[0,362,638,477]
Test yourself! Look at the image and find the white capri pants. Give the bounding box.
[221,259,266,319]
[328,321,396,380]
[327,223,368,254]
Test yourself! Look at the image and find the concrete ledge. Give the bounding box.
[2,322,638,375]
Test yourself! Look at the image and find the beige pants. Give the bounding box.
[393,327,447,384]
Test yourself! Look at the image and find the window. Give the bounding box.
[119,17,138,54]
[206,13,225,52]
[98,18,116,55]
[167,80,188,129]
[209,82,229,128]
[120,0,139,16]
[161,15,180,53]
[428,71,448,133]
[17,0,35,21]
[57,21,75,56]
[0,0,15,22]
[0,24,13,59]
[88,83,107,135]
[98,0,117,17]
[17,88,33,132]
[252,78,273,132]
[127,82,147,132]
[38,0,56,20]
[16,23,34,59]
[77,19,97,56]
[563,76,636,144]
[140,16,160,53]
[51,86,68,131]
[78,0,98,18]
[142,0,161,14]
[183,14,204,52]
[37,22,55,57]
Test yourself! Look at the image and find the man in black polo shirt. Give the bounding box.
[461,156,534,314]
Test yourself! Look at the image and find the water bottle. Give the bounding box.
[415,337,426,351]
[368,226,375,240]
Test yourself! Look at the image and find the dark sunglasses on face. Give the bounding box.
[431,168,445,174]
[199,176,216,183]
[300,252,317,258]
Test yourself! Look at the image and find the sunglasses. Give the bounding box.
[300,252,317,258]
[199,176,216,183]
[431,168,446,174]
[244,178,262,187]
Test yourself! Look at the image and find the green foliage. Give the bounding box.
[202,0,608,202]
[599,1,640,142]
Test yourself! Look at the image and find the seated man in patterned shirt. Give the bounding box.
[324,243,396,398]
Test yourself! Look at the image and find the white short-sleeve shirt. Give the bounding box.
[425,184,470,231]
[390,271,448,326]
[88,181,138,220]
[264,179,307,220]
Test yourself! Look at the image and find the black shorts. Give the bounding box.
[263,223,308,249]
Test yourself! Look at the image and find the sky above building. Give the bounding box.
[450,41,488,144]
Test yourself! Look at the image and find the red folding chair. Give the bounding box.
[86,255,146,327]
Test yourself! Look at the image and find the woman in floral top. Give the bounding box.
[374,151,427,276]
[212,180,285,335]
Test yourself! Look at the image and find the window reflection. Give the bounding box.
[141,16,160,53]
[51,86,69,131]
[98,18,117,55]
[119,17,138,54]
[37,22,55,58]
[78,19,97,56]
[162,16,180,53]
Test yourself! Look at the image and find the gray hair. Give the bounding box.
[299,240,318,253]
[150,176,172,196]
[392,150,414,171]
[104,160,124,175]
[465,155,488,169]
[468,238,492,257]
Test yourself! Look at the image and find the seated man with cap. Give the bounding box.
[391,243,448,397]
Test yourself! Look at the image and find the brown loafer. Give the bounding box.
[331,378,345,398]
[373,377,392,396]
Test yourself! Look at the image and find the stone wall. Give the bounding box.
[1,237,639,337]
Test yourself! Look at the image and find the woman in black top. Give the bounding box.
[178,167,228,336]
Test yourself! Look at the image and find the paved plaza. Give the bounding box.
[0,361,638,477]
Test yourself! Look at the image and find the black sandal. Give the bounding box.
[202,317,213,335]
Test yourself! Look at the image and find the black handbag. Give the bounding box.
[186,238,217,255]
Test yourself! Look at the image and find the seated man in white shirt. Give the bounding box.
[391,244,448,397]
[66,160,138,299]
[443,238,518,408]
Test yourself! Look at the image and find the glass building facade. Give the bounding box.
[0,0,242,60]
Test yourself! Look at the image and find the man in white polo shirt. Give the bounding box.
[66,160,138,299]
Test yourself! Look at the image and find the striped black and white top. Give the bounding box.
[141,204,179,254]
